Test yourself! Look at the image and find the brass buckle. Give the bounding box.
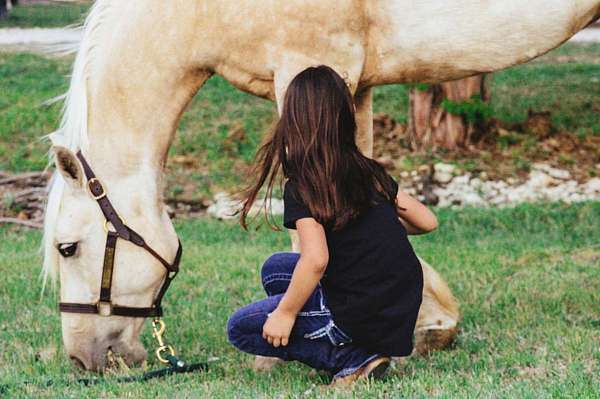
[96,301,113,317]
[87,178,106,200]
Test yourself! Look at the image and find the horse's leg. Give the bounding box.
[353,87,460,355]
[412,257,460,355]
[354,87,374,157]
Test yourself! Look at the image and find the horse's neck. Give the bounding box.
[82,3,211,178]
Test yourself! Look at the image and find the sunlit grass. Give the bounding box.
[0,203,598,397]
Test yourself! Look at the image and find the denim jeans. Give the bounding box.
[227,252,381,379]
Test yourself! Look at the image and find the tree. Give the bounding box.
[407,74,493,150]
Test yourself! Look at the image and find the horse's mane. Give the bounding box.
[42,1,112,290]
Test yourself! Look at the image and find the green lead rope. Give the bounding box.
[77,355,209,386]
[0,356,209,392]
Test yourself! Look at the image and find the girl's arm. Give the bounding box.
[395,188,438,235]
[262,217,328,347]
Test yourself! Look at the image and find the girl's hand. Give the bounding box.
[262,307,297,347]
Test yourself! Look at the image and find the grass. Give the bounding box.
[0,2,90,28]
[1,43,600,193]
[0,52,69,171]
[0,202,598,398]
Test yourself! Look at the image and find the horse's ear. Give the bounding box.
[52,146,84,189]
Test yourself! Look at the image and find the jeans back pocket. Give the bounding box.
[304,320,353,346]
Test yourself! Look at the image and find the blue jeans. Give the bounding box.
[227,252,381,379]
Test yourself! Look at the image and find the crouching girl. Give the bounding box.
[227,65,438,384]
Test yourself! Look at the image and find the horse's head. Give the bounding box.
[45,146,180,371]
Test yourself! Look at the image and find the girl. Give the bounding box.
[227,65,438,385]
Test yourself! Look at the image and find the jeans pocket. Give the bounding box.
[304,320,352,347]
[328,321,352,346]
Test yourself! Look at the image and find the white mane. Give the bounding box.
[41,1,113,289]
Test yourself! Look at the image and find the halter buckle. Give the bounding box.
[87,178,106,200]
[96,301,113,317]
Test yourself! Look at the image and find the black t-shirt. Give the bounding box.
[283,179,423,356]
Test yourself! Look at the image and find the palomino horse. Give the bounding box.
[43,0,600,371]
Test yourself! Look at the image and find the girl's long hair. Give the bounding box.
[240,65,398,230]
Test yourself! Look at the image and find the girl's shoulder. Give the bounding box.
[283,179,301,201]
[283,179,312,229]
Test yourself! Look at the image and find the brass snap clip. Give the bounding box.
[152,318,176,364]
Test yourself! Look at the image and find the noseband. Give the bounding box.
[59,151,182,319]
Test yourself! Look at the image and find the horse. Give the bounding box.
[42,0,600,371]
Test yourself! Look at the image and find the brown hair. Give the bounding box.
[240,65,398,230]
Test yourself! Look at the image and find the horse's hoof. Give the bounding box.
[414,325,458,355]
[253,355,283,371]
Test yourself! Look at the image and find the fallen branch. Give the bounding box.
[10,187,47,201]
[0,171,50,186]
[0,217,43,229]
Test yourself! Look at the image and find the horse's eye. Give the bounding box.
[57,242,78,258]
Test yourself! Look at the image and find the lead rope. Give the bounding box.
[1,336,209,392]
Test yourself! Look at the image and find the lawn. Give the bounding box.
[0,203,599,398]
[0,1,90,28]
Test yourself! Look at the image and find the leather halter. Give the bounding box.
[59,151,182,318]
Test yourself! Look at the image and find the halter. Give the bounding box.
[59,151,183,363]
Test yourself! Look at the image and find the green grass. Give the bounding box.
[0,203,599,398]
[0,52,69,171]
[0,2,90,28]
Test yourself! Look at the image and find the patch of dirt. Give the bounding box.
[372,112,600,183]
[0,171,49,228]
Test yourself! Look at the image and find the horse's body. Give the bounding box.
[44,0,600,371]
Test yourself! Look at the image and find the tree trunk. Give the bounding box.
[407,74,491,150]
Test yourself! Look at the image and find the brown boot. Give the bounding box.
[330,357,391,387]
